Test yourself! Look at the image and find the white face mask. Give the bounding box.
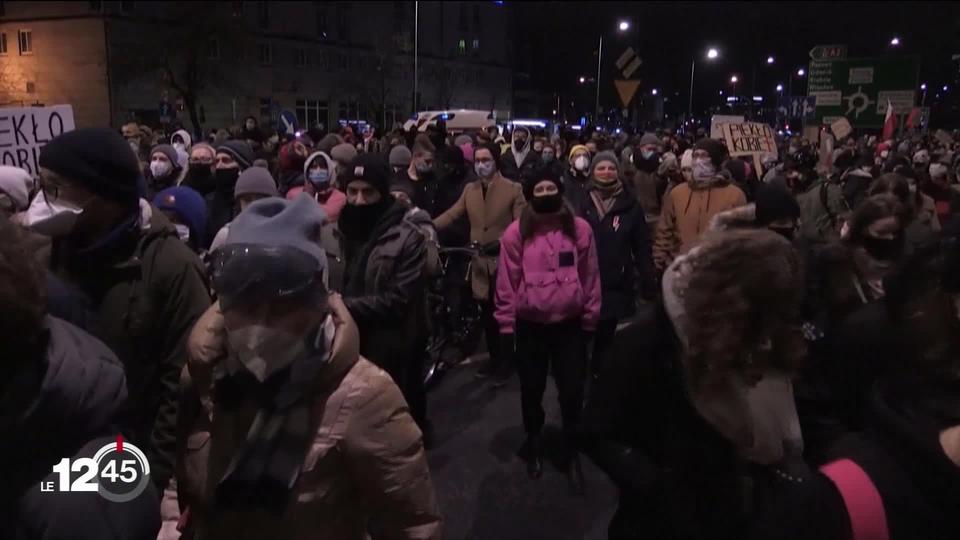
[692,158,716,182]
[22,191,84,237]
[174,223,190,242]
[150,160,173,179]
[574,155,590,172]
[226,324,306,382]
[173,142,186,153]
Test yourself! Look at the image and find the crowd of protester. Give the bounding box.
[1,111,959,540]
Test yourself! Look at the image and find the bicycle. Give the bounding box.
[423,242,485,388]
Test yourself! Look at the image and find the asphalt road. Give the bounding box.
[425,357,618,540]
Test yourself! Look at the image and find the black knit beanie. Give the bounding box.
[39,128,142,205]
[522,164,564,200]
[340,153,391,196]
[755,183,800,226]
[694,138,727,169]
[216,140,254,170]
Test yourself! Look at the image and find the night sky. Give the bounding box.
[514,1,960,119]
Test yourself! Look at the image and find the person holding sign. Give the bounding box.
[653,139,747,272]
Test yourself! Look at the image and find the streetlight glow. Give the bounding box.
[890,37,900,46]
[776,84,784,92]
[730,75,738,83]
[707,48,719,59]
[944,85,949,92]
[579,76,586,84]
[719,90,724,95]
[797,68,805,76]
[651,88,658,95]
[618,20,630,31]
[767,56,775,64]
[921,83,927,90]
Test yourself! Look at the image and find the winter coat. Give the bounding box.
[434,174,526,300]
[575,189,656,320]
[797,178,848,245]
[204,190,237,250]
[393,170,442,218]
[499,148,541,183]
[752,382,960,540]
[4,317,160,540]
[580,306,807,540]
[49,202,212,491]
[328,200,428,374]
[905,192,941,252]
[172,297,441,540]
[631,169,667,221]
[494,209,601,334]
[285,186,348,224]
[652,178,747,271]
[562,169,592,211]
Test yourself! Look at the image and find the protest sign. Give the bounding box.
[0,105,76,176]
[722,122,778,157]
[830,117,852,140]
[710,115,744,139]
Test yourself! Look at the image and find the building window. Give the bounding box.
[120,1,134,13]
[259,97,272,123]
[472,38,480,50]
[88,1,102,11]
[296,99,328,129]
[206,37,220,60]
[458,4,468,31]
[457,39,466,55]
[232,1,244,17]
[18,30,32,56]
[258,42,272,65]
[257,1,269,29]
[295,48,307,67]
[338,4,350,42]
[473,5,481,30]
[0,33,7,55]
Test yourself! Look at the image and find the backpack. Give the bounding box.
[820,459,889,540]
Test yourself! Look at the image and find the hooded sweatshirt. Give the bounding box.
[287,151,346,224]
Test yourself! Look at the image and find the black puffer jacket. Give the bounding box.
[752,382,960,540]
[2,317,160,540]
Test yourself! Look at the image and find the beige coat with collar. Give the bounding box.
[433,173,526,300]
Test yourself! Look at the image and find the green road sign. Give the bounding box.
[808,56,919,129]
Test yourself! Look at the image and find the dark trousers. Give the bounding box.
[481,272,501,365]
[591,318,619,377]
[515,319,587,436]
[383,341,428,429]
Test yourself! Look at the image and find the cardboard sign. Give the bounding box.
[831,117,853,140]
[710,115,744,140]
[0,105,75,176]
[722,122,778,158]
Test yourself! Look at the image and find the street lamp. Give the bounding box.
[594,19,635,121]
[776,84,784,92]
[651,88,658,95]
[730,75,738,97]
[689,47,720,116]
[890,37,900,46]
[788,69,805,97]
[579,76,586,84]
[618,20,630,31]
[797,68,805,77]
[920,83,927,90]
[767,56,775,64]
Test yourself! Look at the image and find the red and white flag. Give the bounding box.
[881,100,897,141]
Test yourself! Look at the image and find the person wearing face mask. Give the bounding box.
[433,143,526,382]
[496,167,601,488]
[540,142,564,180]
[912,148,931,179]
[389,143,413,177]
[581,229,807,540]
[287,150,346,223]
[563,144,593,210]
[867,172,939,252]
[170,128,192,169]
[797,150,849,245]
[758,244,960,540]
[324,154,430,429]
[181,143,217,196]
[152,186,209,254]
[205,140,254,250]
[174,196,440,539]
[146,144,184,198]
[208,166,279,252]
[709,183,801,245]
[500,126,542,182]
[573,152,655,375]
[0,164,33,219]
[275,135,314,195]
[239,115,263,145]
[653,138,747,272]
[394,139,441,217]
[21,128,211,494]
[631,132,667,222]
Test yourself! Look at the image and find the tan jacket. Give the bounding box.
[174,296,441,540]
[653,181,747,271]
[434,174,526,300]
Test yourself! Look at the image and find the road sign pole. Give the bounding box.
[688,59,696,117]
[595,34,603,122]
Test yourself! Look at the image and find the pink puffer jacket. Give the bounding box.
[495,215,601,334]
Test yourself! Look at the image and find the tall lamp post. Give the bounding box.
[594,19,633,122]
[689,47,719,118]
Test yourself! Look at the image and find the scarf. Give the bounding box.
[213,315,335,513]
[590,178,623,221]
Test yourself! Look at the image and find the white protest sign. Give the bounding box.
[710,115,744,140]
[0,105,76,176]
[722,122,778,158]
[830,117,852,140]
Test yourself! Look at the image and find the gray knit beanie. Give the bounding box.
[234,167,278,198]
[590,151,620,174]
[389,145,412,168]
[225,194,327,269]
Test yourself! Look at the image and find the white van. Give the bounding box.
[402,110,496,134]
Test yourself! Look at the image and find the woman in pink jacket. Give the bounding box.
[495,166,602,490]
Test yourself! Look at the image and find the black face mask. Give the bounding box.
[769,226,796,241]
[530,193,563,214]
[339,198,391,240]
[861,234,905,262]
[634,153,660,173]
[184,165,216,195]
[215,168,241,194]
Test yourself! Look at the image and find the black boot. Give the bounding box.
[567,452,585,495]
[525,434,543,479]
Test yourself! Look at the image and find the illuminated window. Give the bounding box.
[472,38,480,50]
[18,30,32,56]
[457,39,466,54]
